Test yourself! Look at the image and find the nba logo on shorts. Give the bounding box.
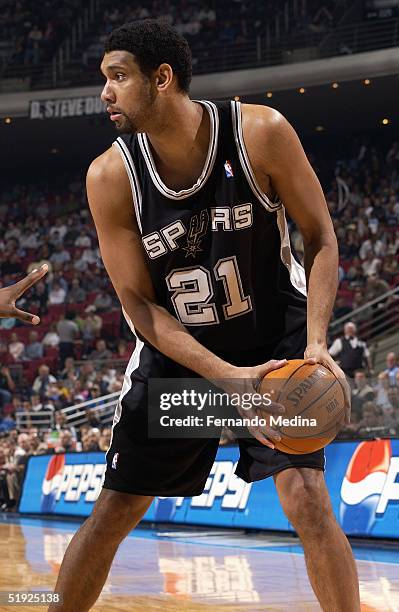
[112,452,119,469]
[41,454,65,513]
[224,160,234,178]
[339,440,391,534]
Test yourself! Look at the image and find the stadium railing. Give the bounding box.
[60,391,119,427]
[2,13,398,91]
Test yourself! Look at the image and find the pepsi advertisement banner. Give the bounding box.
[19,440,399,538]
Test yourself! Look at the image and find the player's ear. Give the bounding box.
[156,63,173,91]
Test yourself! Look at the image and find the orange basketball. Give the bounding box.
[259,359,346,454]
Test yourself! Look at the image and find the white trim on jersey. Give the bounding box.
[276,208,307,297]
[231,99,306,296]
[231,100,281,213]
[105,307,144,460]
[113,138,143,233]
[137,100,219,200]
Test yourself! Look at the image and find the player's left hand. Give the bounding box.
[304,343,351,424]
[0,264,48,325]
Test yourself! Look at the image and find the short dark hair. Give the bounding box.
[104,19,192,93]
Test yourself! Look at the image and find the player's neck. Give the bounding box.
[145,97,209,170]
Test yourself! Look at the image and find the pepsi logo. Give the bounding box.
[339,440,399,534]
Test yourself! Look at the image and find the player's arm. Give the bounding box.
[246,106,343,377]
[86,147,236,381]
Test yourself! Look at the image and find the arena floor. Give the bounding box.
[0,515,398,611]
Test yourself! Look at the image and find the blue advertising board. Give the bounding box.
[19,440,399,538]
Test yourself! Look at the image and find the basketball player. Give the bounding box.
[49,20,359,612]
[0,264,48,323]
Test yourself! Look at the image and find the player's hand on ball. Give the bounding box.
[0,264,48,324]
[222,359,287,449]
[304,344,351,424]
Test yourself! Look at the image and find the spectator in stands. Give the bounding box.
[55,430,76,453]
[50,218,68,242]
[49,229,63,249]
[116,340,131,360]
[99,427,111,451]
[387,386,399,410]
[31,393,55,414]
[0,447,18,510]
[364,274,390,302]
[79,361,96,387]
[375,372,392,410]
[42,322,60,348]
[108,372,124,393]
[72,250,88,273]
[8,332,25,362]
[0,342,14,366]
[66,278,87,304]
[351,290,373,324]
[351,370,374,418]
[32,364,57,400]
[89,339,112,361]
[88,385,105,409]
[14,433,31,458]
[333,296,351,320]
[71,380,89,403]
[30,280,48,316]
[82,428,101,451]
[79,306,103,348]
[55,380,71,405]
[48,280,67,305]
[53,411,68,432]
[380,403,398,435]
[0,367,15,413]
[386,229,399,255]
[60,357,79,380]
[384,352,399,386]
[382,254,399,284]
[57,311,79,364]
[329,321,372,378]
[24,25,43,65]
[52,270,69,293]
[356,401,384,436]
[359,233,386,260]
[85,408,101,428]
[75,229,92,248]
[93,290,113,313]
[361,251,381,277]
[23,330,44,360]
[50,243,71,266]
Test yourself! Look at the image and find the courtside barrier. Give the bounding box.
[18,440,399,538]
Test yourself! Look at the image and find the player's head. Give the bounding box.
[101,19,192,134]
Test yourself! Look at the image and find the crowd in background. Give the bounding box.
[82,0,351,73]
[291,139,399,321]
[0,0,80,70]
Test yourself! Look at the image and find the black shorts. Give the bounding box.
[103,325,325,497]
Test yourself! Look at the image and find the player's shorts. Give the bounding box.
[103,325,325,497]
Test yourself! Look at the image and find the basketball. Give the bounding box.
[259,359,346,454]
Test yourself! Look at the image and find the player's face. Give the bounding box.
[100,51,156,134]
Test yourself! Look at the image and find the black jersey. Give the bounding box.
[114,99,307,356]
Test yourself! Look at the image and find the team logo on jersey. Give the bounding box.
[112,452,119,469]
[224,160,234,178]
[183,210,209,258]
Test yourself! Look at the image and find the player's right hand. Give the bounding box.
[220,359,287,449]
[0,264,48,324]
